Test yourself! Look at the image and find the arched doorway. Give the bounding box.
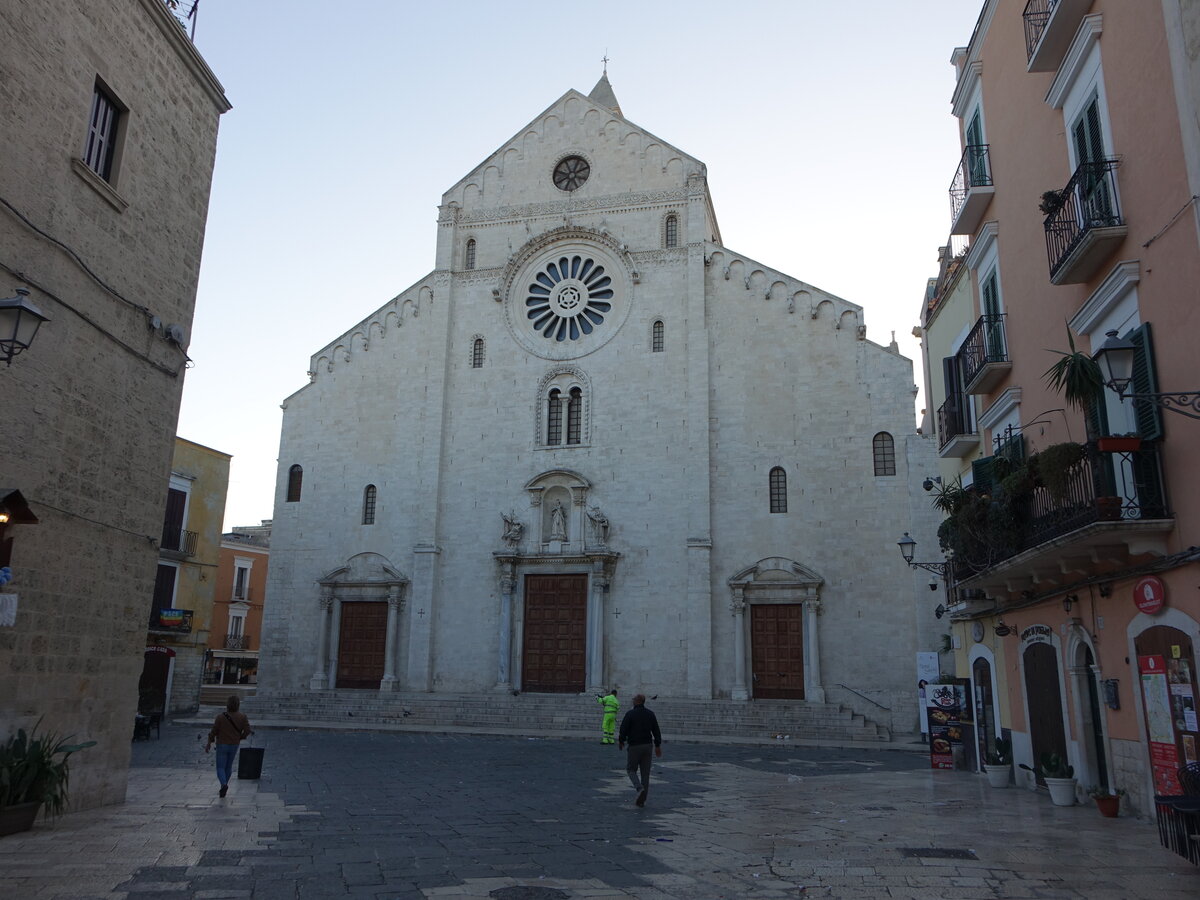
[1075,644,1110,789]
[1023,640,1067,786]
[972,655,996,769]
[1135,625,1199,794]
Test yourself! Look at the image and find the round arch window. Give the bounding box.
[552,156,590,191]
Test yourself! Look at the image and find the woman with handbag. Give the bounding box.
[204,695,254,797]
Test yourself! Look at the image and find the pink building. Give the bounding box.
[919,0,1200,824]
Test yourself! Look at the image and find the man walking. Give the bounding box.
[596,687,619,744]
[618,693,662,807]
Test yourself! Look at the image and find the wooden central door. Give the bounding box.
[522,574,587,693]
[751,604,805,699]
[1023,641,1067,785]
[336,601,387,689]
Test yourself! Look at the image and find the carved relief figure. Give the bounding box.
[501,511,524,546]
[587,506,610,546]
[549,500,567,541]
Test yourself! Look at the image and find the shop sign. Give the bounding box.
[1134,576,1166,615]
[926,683,965,770]
[1021,624,1052,644]
[1139,655,1182,794]
[146,645,175,656]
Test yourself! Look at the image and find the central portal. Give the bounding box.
[751,603,806,699]
[522,573,587,693]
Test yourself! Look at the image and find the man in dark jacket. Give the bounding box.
[617,693,662,807]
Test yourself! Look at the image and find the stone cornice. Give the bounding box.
[137,0,231,113]
[455,188,690,225]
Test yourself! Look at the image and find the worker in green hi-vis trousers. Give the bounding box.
[596,688,619,744]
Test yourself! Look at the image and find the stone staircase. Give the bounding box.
[243,690,891,744]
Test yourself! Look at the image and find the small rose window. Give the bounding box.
[552,156,590,191]
[526,255,613,341]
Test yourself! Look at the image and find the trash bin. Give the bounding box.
[237,746,265,780]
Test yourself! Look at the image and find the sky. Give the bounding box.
[175,0,985,530]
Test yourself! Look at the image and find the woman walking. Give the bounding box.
[205,695,253,797]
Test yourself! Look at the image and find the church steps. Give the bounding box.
[245,691,891,744]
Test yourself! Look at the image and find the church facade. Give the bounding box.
[258,77,943,732]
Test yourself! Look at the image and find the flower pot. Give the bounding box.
[1096,437,1142,453]
[984,764,1011,788]
[1095,496,1123,521]
[1044,776,1078,806]
[0,802,42,837]
[1094,795,1120,817]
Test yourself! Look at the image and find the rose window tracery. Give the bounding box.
[552,156,590,191]
[525,255,613,342]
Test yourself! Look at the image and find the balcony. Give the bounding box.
[224,633,252,650]
[947,442,1174,601]
[959,314,1011,394]
[1044,159,1127,285]
[160,526,198,558]
[148,607,193,633]
[1024,0,1092,72]
[949,144,994,236]
[937,395,978,458]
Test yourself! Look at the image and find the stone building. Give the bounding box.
[0,0,229,809]
[259,75,943,734]
[140,438,230,717]
[203,521,271,701]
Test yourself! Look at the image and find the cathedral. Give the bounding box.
[258,74,942,732]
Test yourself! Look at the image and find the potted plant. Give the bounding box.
[1088,785,1125,817]
[983,737,1012,788]
[1039,190,1065,217]
[1043,327,1105,412]
[1096,433,1142,453]
[0,720,96,836]
[1020,752,1077,806]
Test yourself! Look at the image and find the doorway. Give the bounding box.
[1023,640,1067,785]
[522,574,587,693]
[972,656,996,769]
[1135,625,1198,794]
[336,601,388,689]
[751,604,805,699]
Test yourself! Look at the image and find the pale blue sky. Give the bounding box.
[176,0,984,529]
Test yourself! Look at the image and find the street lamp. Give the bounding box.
[1094,329,1200,419]
[0,288,49,366]
[896,532,952,581]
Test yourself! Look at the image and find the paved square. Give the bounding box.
[0,725,1196,898]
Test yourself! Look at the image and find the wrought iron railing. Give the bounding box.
[958,313,1008,389]
[224,633,251,650]
[1024,443,1168,550]
[1023,0,1058,59]
[148,607,193,632]
[949,144,993,224]
[937,394,973,451]
[1044,159,1123,280]
[160,527,198,556]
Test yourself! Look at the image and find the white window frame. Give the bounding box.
[232,556,253,601]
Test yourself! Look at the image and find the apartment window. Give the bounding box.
[151,564,177,617]
[664,214,679,248]
[769,467,787,513]
[83,82,122,181]
[233,565,249,600]
[362,484,377,525]
[651,320,664,352]
[161,487,187,551]
[873,432,896,476]
[566,388,582,445]
[465,239,476,271]
[471,338,485,368]
[286,465,303,502]
[547,389,563,445]
[228,612,245,638]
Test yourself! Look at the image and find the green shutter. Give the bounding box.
[1083,391,1109,441]
[1128,323,1164,441]
[972,456,996,496]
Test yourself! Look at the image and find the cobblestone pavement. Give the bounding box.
[1,724,1197,899]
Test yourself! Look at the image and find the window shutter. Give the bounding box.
[971,456,996,496]
[1127,323,1163,441]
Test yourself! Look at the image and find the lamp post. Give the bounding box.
[1094,329,1200,419]
[897,532,952,580]
[0,288,49,366]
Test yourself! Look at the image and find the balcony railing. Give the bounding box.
[1044,159,1127,284]
[937,395,974,453]
[160,527,198,556]
[224,633,252,650]
[149,607,193,633]
[949,144,993,234]
[1023,0,1056,59]
[959,313,1010,394]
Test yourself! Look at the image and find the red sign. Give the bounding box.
[1134,576,1166,614]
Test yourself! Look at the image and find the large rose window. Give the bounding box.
[525,255,613,342]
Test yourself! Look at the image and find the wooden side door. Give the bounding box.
[1023,641,1067,785]
[751,604,805,699]
[336,601,387,689]
[522,574,587,693]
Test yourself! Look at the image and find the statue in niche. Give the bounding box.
[587,506,610,546]
[549,500,567,542]
[501,511,524,547]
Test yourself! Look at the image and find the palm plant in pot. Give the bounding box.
[0,720,96,836]
[984,737,1012,788]
[1020,752,1077,806]
[1088,785,1125,818]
